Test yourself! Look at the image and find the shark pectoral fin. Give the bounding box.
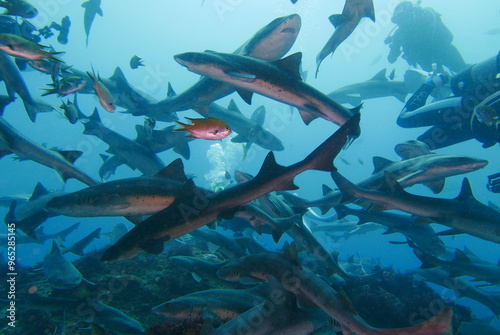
[297,109,318,125]
[453,249,473,263]
[435,229,463,237]
[423,179,445,194]
[96,7,103,16]
[141,238,164,255]
[173,143,191,160]
[394,93,408,102]
[235,88,253,105]
[250,106,266,126]
[328,14,343,28]
[322,184,334,196]
[231,134,249,143]
[57,150,83,164]
[227,71,257,82]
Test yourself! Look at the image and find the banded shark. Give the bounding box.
[281,151,488,214]
[0,115,98,186]
[100,113,360,262]
[175,51,360,132]
[131,14,301,118]
[316,0,375,77]
[331,171,500,244]
[46,159,188,217]
[217,246,453,335]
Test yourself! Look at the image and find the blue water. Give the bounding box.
[0,0,499,333]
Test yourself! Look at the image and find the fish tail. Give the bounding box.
[304,113,360,172]
[374,308,453,335]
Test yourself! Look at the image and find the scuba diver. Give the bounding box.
[385,1,467,74]
[397,52,500,192]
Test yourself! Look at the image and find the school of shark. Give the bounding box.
[0,0,499,334]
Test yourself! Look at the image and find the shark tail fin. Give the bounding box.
[379,308,453,335]
[23,99,55,122]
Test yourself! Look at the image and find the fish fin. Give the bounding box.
[455,178,475,202]
[191,271,202,283]
[322,184,334,196]
[57,150,83,164]
[231,134,248,143]
[29,182,50,201]
[235,88,253,105]
[96,7,103,16]
[173,142,191,160]
[227,71,256,82]
[380,171,406,195]
[167,82,177,97]
[423,179,445,194]
[272,52,303,80]
[297,109,318,125]
[328,14,343,28]
[255,152,298,190]
[338,287,358,315]
[371,69,387,81]
[88,107,101,122]
[453,249,472,263]
[141,238,164,255]
[250,106,266,127]
[0,95,12,115]
[154,158,188,182]
[364,0,376,22]
[394,92,408,102]
[371,156,394,174]
[227,99,241,113]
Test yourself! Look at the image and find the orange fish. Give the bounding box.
[175,117,231,140]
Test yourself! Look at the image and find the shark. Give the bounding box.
[331,171,500,244]
[0,115,99,186]
[411,244,500,285]
[78,107,166,175]
[152,288,265,322]
[281,151,488,214]
[316,0,375,77]
[217,245,453,335]
[60,227,101,256]
[100,113,360,262]
[175,51,360,132]
[411,267,500,317]
[10,295,144,334]
[45,159,189,217]
[327,69,408,106]
[334,204,447,257]
[0,51,54,122]
[82,0,102,47]
[42,240,83,289]
[131,14,301,118]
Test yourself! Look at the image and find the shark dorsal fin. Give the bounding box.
[455,178,474,202]
[30,182,49,201]
[272,52,303,80]
[250,106,266,126]
[381,171,405,195]
[453,249,472,263]
[89,107,101,122]
[227,99,241,113]
[50,239,62,255]
[167,82,176,97]
[328,14,343,28]
[322,184,334,196]
[255,152,297,190]
[370,69,387,81]
[154,158,188,182]
[372,156,394,174]
[57,150,83,164]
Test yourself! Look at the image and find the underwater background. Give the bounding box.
[0,0,499,334]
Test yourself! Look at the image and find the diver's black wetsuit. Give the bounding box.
[397,52,500,150]
[386,1,467,74]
